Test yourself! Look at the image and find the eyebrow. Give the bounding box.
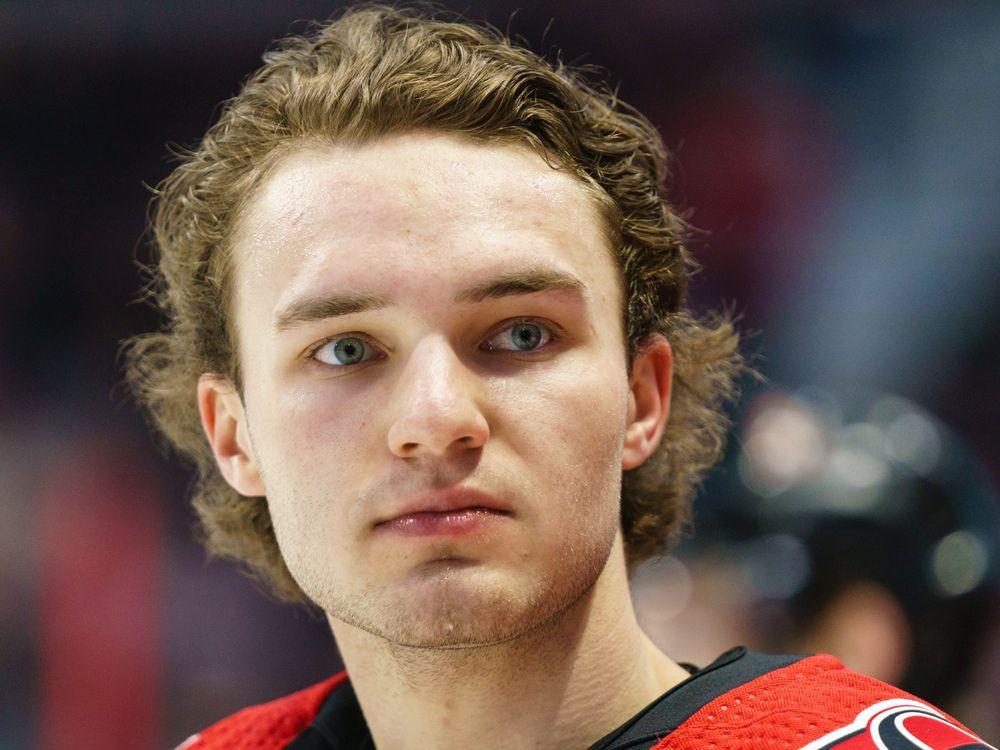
[273,267,588,331]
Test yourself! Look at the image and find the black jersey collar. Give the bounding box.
[289,647,806,750]
[587,647,804,750]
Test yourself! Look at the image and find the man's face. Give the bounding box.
[229,131,636,647]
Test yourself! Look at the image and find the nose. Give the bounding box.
[386,335,490,459]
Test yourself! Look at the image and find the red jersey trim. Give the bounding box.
[650,654,990,750]
[175,671,349,750]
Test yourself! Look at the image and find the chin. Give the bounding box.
[318,532,616,648]
[393,553,606,649]
[325,563,551,649]
[396,565,534,641]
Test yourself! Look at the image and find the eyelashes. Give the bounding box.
[308,335,381,368]
[305,317,561,370]
[482,318,557,354]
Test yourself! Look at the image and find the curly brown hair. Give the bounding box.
[123,2,745,604]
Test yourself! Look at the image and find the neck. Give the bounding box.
[328,535,690,750]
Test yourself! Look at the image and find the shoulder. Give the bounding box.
[174,671,349,750]
[659,652,994,749]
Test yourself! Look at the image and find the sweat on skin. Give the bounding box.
[196,130,689,750]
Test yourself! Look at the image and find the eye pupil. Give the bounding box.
[333,337,365,364]
[511,323,542,350]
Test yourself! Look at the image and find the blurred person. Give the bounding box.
[785,519,995,712]
[650,388,1000,738]
[123,4,994,749]
[744,389,1000,726]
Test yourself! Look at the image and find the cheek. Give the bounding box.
[266,381,380,463]
[494,352,629,505]
[249,384,380,543]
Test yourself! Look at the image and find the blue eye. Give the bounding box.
[484,320,554,352]
[308,319,557,370]
[311,336,380,367]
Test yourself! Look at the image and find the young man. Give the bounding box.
[126,5,994,749]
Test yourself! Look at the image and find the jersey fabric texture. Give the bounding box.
[176,647,994,750]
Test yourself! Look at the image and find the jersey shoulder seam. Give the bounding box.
[175,671,350,749]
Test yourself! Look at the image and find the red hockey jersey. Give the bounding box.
[177,648,994,749]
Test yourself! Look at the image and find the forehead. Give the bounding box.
[231,131,619,322]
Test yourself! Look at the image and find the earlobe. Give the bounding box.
[621,336,673,471]
[197,374,266,496]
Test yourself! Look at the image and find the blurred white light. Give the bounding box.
[829,423,890,490]
[631,555,693,624]
[739,394,827,496]
[816,481,886,514]
[884,411,942,476]
[829,447,889,490]
[838,422,885,453]
[929,530,988,597]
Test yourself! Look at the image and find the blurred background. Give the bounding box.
[2,1,998,747]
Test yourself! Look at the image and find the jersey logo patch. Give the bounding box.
[798,698,995,750]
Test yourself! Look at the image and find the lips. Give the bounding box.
[375,486,512,527]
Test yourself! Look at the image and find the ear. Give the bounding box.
[622,335,673,471]
[197,374,266,496]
